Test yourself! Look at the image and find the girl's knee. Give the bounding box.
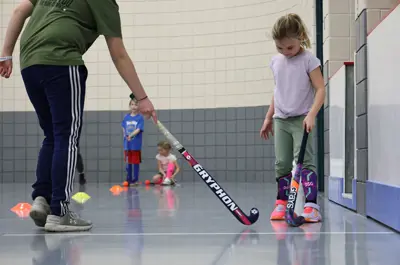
[153,174,163,185]
[152,174,161,181]
[275,160,293,177]
[302,163,317,174]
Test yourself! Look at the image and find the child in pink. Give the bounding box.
[260,13,325,223]
[152,141,180,186]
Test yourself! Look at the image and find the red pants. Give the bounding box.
[124,150,141,164]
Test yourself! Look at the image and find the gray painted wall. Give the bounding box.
[355,9,368,216]
[0,106,278,183]
[323,8,368,216]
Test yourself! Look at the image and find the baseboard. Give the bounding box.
[328,177,357,211]
[366,180,400,232]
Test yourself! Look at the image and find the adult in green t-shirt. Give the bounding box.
[0,0,157,232]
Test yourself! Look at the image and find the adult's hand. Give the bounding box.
[0,58,12,78]
[139,97,157,123]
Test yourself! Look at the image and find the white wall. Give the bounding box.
[323,0,356,78]
[356,0,397,18]
[329,66,346,178]
[0,0,316,112]
[367,4,400,186]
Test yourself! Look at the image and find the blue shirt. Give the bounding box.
[121,114,144,151]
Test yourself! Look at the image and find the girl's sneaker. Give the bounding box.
[162,178,176,186]
[301,202,322,223]
[270,200,287,220]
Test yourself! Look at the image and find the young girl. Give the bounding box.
[122,97,144,186]
[153,141,180,186]
[260,13,325,223]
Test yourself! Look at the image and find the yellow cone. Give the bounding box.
[72,192,91,204]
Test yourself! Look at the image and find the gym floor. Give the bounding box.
[0,182,398,265]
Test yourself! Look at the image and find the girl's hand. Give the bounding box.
[303,113,316,133]
[260,118,273,140]
[127,136,131,141]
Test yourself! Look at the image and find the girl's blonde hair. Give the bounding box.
[157,140,172,150]
[272,13,311,49]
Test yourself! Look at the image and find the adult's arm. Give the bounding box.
[86,0,147,100]
[106,37,147,100]
[1,0,34,56]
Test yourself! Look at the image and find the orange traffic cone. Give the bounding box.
[11,202,32,218]
[109,185,124,196]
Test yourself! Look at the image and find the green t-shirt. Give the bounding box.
[20,0,122,70]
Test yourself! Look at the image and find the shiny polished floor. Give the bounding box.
[0,182,399,265]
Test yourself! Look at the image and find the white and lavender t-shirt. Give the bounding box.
[156,153,177,172]
[269,50,321,119]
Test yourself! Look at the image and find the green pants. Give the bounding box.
[274,116,316,179]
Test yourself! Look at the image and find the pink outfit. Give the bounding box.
[165,163,175,179]
[156,153,177,172]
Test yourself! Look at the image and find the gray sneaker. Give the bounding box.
[30,196,51,227]
[44,211,93,232]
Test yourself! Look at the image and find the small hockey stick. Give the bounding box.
[155,120,259,225]
[285,128,308,227]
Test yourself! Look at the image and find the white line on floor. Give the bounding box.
[0,231,395,237]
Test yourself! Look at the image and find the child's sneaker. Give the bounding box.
[29,196,51,227]
[123,180,140,187]
[44,210,93,232]
[130,181,140,187]
[301,202,322,223]
[270,200,287,220]
[123,180,137,187]
[162,178,175,186]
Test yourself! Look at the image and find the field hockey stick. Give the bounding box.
[285,128,308,227]
[155,120,259,225]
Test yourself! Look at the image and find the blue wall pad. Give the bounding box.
[328,177,357,211]
[366,181,400,232]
